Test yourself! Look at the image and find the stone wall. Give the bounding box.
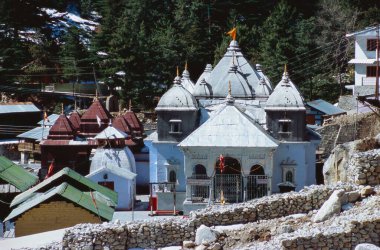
[317,112,380,159]
[348,149,380,185]
[62,183,358,249]
[324,142,380,186]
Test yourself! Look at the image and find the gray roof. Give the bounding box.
[193,78,212,97]
[0,103,40,114]
[37,114,60,126]
[95,126,128,139]
[265,72,305,110]
[181,69,195,94]
[87,164,137,180]
[307,99,346,115]
[90,147,136,175]
[346,26,380,37]
[179,101,278,148]
[156,76,198,111]
[254,78,271,97]
[207,40,262,95]
[195,64,212,86]
[213,63,254,98]
[256,64,273,91]
[17,126,50,141]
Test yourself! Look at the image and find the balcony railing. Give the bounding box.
[18,142,41,153]
[361,77,377,86]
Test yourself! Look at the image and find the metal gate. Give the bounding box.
[190,174,209,202]
[247,175,268,200]
[213,174,243,203]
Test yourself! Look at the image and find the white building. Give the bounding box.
[346,26,380,95]
[146,39,320,214]
[88,126,137,210]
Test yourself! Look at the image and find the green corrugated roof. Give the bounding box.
[5,182,114,222]
[0,156,38,191]
[11,167,117,208]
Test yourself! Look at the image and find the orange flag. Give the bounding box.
[45,160,54,179]
[226,27,237,41]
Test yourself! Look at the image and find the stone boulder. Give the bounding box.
[183,240,196,248]
[355,243,380,250]
[195,225,219,245]
[313,189,345,223]
[360,186,374,197]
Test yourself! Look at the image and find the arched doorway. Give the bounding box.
[247,165,268,200]
[214,157,243,203]
[190,164,209,201]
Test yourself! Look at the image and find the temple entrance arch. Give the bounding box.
[247,164,268,200]
[214,157,243,203]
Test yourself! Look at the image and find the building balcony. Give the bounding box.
[18,142,41,154]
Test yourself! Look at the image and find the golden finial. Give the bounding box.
[61,103,64,115]
[176,66,179,77]
[129,99,132,111]
[185,61,188,70]
[284,64,287,74]
[228,80,232,96]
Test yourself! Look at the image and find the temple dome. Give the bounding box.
[265,72,305,110]
[193,78,212,97]
[90,147,136,175]
[255,78,271,97]
[180,65,195,94]
[156,76,198,111]
[213,63,254,98]
[195,64,212,86]
[207,40,263,95]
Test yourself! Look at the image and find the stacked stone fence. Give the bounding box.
[348,149,380,186]
[281,219,380,250]
[63,184,359,249]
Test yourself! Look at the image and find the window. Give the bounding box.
[285,171,293,183]
[282,165,295,185]
[279,119,291,133]
[367,66,379,77]
[169,170,176,183]
[367,39,377,51]
[169,119,182,134]
[98,181,114,190]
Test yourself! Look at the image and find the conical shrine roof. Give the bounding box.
[47,114,75,140]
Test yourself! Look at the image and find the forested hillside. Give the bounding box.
[0,0,379,109]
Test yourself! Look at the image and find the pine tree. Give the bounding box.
[259,1,299,83]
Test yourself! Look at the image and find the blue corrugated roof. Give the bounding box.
[307,99,346,115]
[0,103,40,114]
[17,126,50,141]
[37,114,60,126]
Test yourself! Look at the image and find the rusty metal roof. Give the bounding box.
[47,114,75,140]
[68,111,81,130]
[81,99,112,121]
[113,115,131,134]
[123,111,144,135]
